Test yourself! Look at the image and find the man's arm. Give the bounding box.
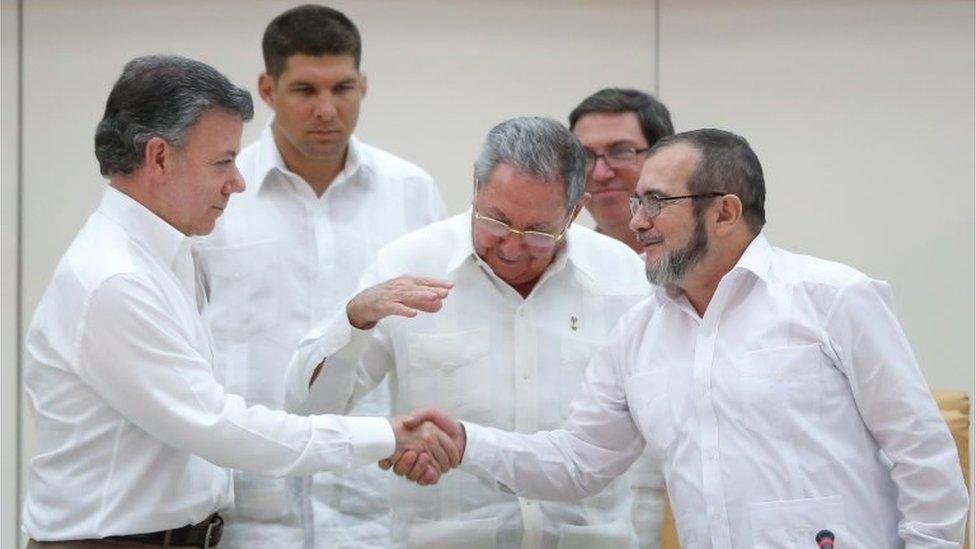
[76,273,457,476]
[825,277,969,547]
[394,338,647,500]
[284,273,452,414]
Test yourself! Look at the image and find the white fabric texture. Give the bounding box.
[462,233,969,549]
[22,186,395,541]
[286,211,659,549]
[195,125,446,548]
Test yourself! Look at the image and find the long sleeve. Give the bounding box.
[462,339,646,501]
[76,273,395,477]
[628,450,666,549]
[824,277,969,547]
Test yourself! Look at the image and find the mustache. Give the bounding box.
[635,230,663,245]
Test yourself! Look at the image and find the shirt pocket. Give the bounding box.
[558,337,603,419]
[406,516,498,549]
[406,329,492,422]
[624,370,675,456]
[197,240,279,336]
[749,495,848,549]
[735,343,824,438]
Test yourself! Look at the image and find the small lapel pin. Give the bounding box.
[570,315,578,331]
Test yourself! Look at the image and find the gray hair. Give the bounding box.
[94,55,254,177]
[473,117,586,209]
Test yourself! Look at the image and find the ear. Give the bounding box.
[143,136,170,180]
[570,193,591,222]
[713,194,743,237]
[359,72,368,99]
[258,73,275,108]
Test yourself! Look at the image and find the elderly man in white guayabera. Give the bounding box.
[286,117,655,548]
[21,54,456,548]
[399,129,970,549]
[194,5,445,548]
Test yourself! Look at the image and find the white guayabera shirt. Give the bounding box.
[195,126,446,548]
[22,187,395,541]
[286,211,657,549]
[461,234,969,549]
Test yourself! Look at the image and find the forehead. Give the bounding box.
[183,109,242,155]
[278,53,359,82]
[637,143,700,195]
[572,111,647,149]
[476,163,566,225]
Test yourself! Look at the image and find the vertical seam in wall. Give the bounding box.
[655,0,661,96]
[16,0,24,539]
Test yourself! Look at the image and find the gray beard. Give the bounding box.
[645,215,709,286]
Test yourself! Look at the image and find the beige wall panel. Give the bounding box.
[658,0,974,392]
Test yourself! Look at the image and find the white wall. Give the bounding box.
[4,0,973,543]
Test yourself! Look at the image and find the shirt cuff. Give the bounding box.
[459,421,497,473]
[314,415,395,468]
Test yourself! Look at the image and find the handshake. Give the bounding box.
[384,408,465,485]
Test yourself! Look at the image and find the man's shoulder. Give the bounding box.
[62,213,147,293]
[566,224,648,294]
[357,141,435,186]
[769,245,870,287]
[373,213,466,267]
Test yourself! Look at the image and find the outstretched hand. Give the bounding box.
[347,276,453,330]
[381,408,466,486]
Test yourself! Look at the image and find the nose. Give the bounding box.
[498,231,524,258]
[629,206,652,234]
[590,156,615,182]
[313,94,338,120]
[227,167,246,194]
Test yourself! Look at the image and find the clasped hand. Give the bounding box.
[384,408,464,485]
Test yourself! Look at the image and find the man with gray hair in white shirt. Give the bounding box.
[194,5,446,547]
[21,54,457,548]
[393,128,970,548]
[285,116,654,548]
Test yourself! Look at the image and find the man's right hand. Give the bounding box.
[346,276,453,330]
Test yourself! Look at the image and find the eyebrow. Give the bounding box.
[482,207,555,232]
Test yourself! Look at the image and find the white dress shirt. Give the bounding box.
[195,126,446,548]
[286,211,654,549]
[461,233,969,549]
[21,187,395,541]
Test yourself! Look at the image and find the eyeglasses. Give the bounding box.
[629,192,726,218]
[472,207,572,249]
[585,145,650,172]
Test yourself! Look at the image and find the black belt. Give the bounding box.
[104,513,223,547]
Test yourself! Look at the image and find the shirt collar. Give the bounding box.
[251,121,367,194]
[97,185,192,270]
[653,231,772,303]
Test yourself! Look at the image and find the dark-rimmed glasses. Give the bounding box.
[585,145,651,173]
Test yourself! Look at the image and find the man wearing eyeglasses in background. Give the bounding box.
[283,117,651,548]
[569,88,674,254]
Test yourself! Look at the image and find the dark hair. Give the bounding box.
[650,129,766,234]
[94,55,253,177]
[568,88,674,147]
[474,117,587,210]
[263,4,362,78]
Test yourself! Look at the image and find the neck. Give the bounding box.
[677,235,753,317]
[597,221,642,253]
[272,126,347,197]
[109,178,188,235]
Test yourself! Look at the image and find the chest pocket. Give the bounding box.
[624,370,676,456]
[734,343,824,438]
[406,329,492,422]
[197,240,279,336]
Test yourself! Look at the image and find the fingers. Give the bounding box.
[393,450,419,476]
[409,408,461,438]
[410,277,454,290]
[419,465,441,486]
[406,452,433,483]
[422,425,453,473]
[378,458,392,470]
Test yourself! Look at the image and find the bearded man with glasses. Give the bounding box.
[283,117,653,548]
